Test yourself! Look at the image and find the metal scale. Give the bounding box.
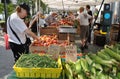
[59,26,76,44]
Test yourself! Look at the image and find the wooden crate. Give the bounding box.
[29,44,48,53]
[58,33,75,42]
[40,27,58,35]
[110,25,119,42]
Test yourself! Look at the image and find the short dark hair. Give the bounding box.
[86,5,90,9]
[19,3,30,15]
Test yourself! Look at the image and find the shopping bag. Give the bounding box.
[4,34,10,50]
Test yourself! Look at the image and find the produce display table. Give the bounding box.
[7,71,64,79]
[39,26,76,41]
[58,26,76,42]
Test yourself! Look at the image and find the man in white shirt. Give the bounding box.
[77,7,92,52]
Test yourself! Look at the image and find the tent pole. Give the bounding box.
[92,0,105,28]
[62,0,65,11]
[4,0,7,26]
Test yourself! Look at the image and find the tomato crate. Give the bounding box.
[13,57,62,78]
[29,45,48,54]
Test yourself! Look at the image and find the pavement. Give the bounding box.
[0,35,14,79]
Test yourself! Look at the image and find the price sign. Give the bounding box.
[48,44,60,59]
[59,27,76,33]
[66,45,77,62]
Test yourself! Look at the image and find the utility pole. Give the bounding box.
[4,0,8,26]
[1,0,8,33]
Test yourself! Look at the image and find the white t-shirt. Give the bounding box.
[39,18,46,26]
[7,12,27,44]
[77,12,92,26]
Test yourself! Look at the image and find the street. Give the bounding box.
[0,35,14,79]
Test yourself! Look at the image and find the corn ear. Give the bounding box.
[97,51,111,60]
[68,61,76,72]
[85,55,93,65]
[90,67,96,76]
[96,72,106,79]
[80,58,89,73]
[75,59,82,74]
[65,64,73,78]
[104,48,120,61]
[112,66,117,76]
[92,63,103,72]
[89,54,113,68]
[78,73,86,79]
[117,73,120,79]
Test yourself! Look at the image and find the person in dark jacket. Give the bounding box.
[85,5,93,48]
[117,22,120,42]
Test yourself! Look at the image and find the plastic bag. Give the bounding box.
[4,34,10,50]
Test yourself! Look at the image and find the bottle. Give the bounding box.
[91,29,94,44]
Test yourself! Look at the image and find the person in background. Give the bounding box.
[86,5,93,47]
[66,11,75,25]
[45,12,58,26]
[29,12,47,34]
[77,7,92,52]
[61,11,68,19]
[66,11,75,20]
[7,3,39,62]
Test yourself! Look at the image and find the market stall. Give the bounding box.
[7,43,120,79]
[5,0,120,79]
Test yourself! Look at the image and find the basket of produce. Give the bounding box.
[30,35,69,54]
[13,54,62,78]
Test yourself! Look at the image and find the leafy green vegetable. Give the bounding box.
[15,54,58,68]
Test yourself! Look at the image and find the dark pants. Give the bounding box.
[9,42,29,62]
[87,24,92,43]
[80,25,89,40]
[117,29,120,42]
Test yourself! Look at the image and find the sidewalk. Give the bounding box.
[0,35,14,78]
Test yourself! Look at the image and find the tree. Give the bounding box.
[17,0,48,14]
[40,0,48,14]
[0,3,15,19]
[1,0,11,4]
[7,3,15,15]
[0,3,4,14]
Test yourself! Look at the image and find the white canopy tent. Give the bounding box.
[42,0,120,10]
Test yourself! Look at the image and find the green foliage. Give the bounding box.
[7,3,15,15]
[17,0,32,4]
[0,3,15,16]
[40,0,48,13]
[0,3,4,14]
[17,0,48,14]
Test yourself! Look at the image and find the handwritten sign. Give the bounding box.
[66,45,77,62]
[48,44,60,59]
